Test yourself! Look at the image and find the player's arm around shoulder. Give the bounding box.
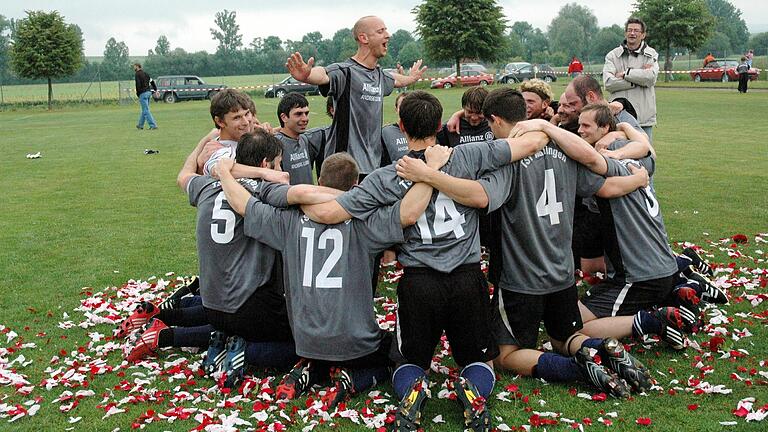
[214,158,252,216]
[510,119,608,174]
[596,161,649,199]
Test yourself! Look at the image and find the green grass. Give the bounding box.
[0,88,766,430]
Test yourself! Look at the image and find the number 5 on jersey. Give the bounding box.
[536,169,563,225]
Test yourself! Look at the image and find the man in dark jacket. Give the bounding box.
[134,63,158,130]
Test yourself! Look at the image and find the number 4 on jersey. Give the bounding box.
[536,169,563,225]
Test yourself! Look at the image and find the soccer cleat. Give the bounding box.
[670,286,701,332]
[575,347,631,399]
[222,335,247,389]
[681,247,714,277]
[688,272,728,305]
[276,359,317,400]
[455,377,491,432]
[654,307,687,351]
[159,277,199,310]
[202,331,228,376]
[320,368,354,410]
[602,338,652,393]
[125,318,167,362]
[116,301,159,339]
[394,377,430,431]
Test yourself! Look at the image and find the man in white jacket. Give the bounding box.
[603,18,658,141]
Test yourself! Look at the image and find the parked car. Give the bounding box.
[152,75,226,103]
[504,62,532,74]
[499,64,557,84]
[430,70,495,89]
[264,76,320,98]
[458,63,488,73]
[689,60,759,82]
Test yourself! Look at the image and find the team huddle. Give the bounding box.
[116,15,727,432]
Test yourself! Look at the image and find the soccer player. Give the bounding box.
[214,149,445,409]
[298,90,551,432]
[286,15,426,179]
[275,92,314,185]
[520,78,555,121]
[381,92,409,165]
[436,86,493,147]
[396,89,653,399]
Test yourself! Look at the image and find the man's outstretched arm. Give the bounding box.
[286,52,330,85]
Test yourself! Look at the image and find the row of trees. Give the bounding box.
[1,1,766,108]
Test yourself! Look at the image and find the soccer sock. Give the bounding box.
[580,338,609,360]
[392,364,427,400]
[533,353,581,382]
[157,305,208,327]
[460,362,495,398]
[347,366,391,393]
[245,341,298,369]
[632,310,662,339]
[169,324,214,348]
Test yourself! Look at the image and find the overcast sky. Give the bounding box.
[5,1,768,56]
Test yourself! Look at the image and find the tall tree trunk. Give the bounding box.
[664,46,672,83]
[47,77,52,110]
[456,57,461,87]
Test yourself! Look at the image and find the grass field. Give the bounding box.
[0,87,766,431]
[2,54,767,104]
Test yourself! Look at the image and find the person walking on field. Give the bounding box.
[134,63,158,130]
[568,56,584,78]
[737,56,750,93]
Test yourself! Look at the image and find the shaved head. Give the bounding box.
[352,16,379,42]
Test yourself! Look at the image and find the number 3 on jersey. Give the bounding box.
[536,169,563,225]
[416,191,466,244]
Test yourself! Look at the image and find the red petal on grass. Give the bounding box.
[688,404,699,411]
[732,234,748,243]
[636,417,652,426]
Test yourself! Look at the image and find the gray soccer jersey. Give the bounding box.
[243,196,404,361]
[381,123,409,164]
[321,59,395,174]
[615,110,643,133]
[597,159,677,283]
[479,141,606,294]
[203,139,238,175]
[336,139,512,272]
[436,118,494,148]
[275,132,314,185]
[187,175,277,313]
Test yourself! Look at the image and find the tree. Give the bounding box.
[155,35,170,56]
[698,31,733,57]
[397,40,424,68]
[210,9,242,55]
[388,30,415,62]
[749,32,768,52]
[413,0,508,78]
[590,25,624,60]
[547,3,598,60]
[102,37,130,80]
[328,29,356,62]
[0,15,12,85]
[263,36,283,52]
[634,0,714,81]
[10,10,83,109]
[705,0,749,52]
[510,21,548,62]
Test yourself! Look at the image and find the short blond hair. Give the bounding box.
[519,79,553,102]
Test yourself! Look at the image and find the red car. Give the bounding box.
[430,70,495,89]
[690,60,759,82]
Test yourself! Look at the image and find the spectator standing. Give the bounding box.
[745,49,754,68]
[603,18,658,140]
[568,56,584,78]
[133,63,158,130]
[737,56,750,93]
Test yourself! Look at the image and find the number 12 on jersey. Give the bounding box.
[301,227,344,288]
[536,169,563,225]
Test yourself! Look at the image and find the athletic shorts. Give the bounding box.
[581,274,676,318]
[572,207,603,260]
[205,260,293,342]
[390,264,499,369]
[491,285,582,348]
[316,332,394,370]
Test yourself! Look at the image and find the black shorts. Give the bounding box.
[491,285,582,348]
[572,207,603,260]
[318,332,394,370]
[205,260,293,342]
[391,264,499,369]
[581,274,676,318]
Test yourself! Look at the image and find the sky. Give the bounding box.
[5,1,768,56]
